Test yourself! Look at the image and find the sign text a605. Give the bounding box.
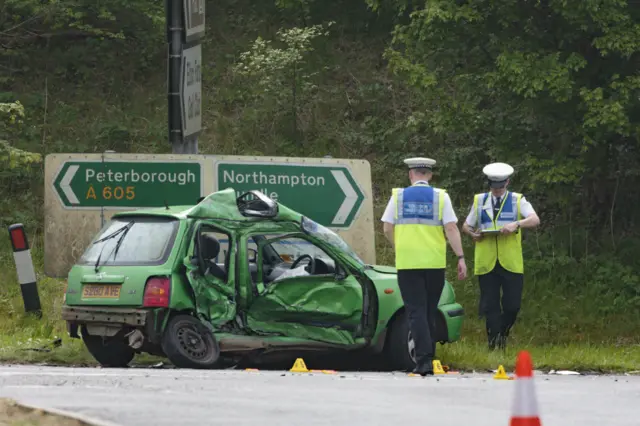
[53,161,202,208]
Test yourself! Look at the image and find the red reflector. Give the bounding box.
[384,288,394,294]
[10,227,27,251]
[143,277,171,307]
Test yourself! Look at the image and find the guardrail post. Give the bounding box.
[8,223,42,318]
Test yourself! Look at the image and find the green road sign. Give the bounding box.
[216,162,365,228]
[53,161,202,208]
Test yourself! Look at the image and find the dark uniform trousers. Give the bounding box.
[397,268,445,367]
[478,261,524,349]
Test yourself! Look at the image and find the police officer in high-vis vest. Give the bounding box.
[461,162,540,351]
[381,157,467,376]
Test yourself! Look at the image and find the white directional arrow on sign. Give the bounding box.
[60,165,79,205]
[331,170,359,225]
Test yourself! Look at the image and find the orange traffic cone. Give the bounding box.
[510,351,542,426]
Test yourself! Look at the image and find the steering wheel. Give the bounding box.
[290,254,316,274]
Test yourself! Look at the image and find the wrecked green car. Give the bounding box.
[61,188,464,370]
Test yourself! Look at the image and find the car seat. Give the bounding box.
[200,233,227,282]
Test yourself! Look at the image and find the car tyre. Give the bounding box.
[385,311,416,372]
[161,314,220,369]
[81,328,135,368]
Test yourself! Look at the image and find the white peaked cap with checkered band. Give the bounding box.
[483,162,514,181]
[403,157,436,169]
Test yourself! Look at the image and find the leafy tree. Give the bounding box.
[0,0,164,83]
[368,0,640,238]
[233,22,334,141]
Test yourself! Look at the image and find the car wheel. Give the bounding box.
[385,311,416,372]
[81,328,135,368]
[161,314,220,369]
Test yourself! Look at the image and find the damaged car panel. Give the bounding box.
[183,222,237,327]
[62,188,465,371]
[244,232,367,346]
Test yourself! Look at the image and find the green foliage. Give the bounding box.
[0,0,164,84]
[234,23,333,101]
[0,101,42,171]
[232,21,334,142]
[0,140,42,171]
[379,0,640,238]
[0,101,24,126]
[275,0,314,18]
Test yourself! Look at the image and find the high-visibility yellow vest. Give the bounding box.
[392,183,446,270]
[473,191,524,275]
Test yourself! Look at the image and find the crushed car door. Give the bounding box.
[244,233,364,346]
[183,221,237,327]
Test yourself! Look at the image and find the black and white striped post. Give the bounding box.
[8,223,42,317]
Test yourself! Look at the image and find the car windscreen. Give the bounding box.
[78,216,179,266]
[301,216,365,266]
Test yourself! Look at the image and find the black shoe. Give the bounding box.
[412,363,434,376]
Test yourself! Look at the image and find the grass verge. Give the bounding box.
[437,339,640,374]
[0,398,91,426]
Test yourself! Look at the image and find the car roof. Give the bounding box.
[112,188,302,224]
[112,205,196,220]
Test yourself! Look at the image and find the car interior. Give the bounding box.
[248,235,338,285]
[196,229,342,286]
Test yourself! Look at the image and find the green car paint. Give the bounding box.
[62,188,465,370]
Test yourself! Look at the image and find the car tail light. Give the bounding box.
[143,276,171,307]
[63,280,68,303]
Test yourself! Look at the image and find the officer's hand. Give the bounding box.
[457,258,467,280]
[471,232,483,242]
[500,222,518,234]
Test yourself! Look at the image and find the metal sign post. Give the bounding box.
[166,0,205,154]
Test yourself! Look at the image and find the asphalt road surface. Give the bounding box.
[0,365,638,425]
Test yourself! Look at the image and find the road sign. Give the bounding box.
[52,161,202,208]
[44,154,375,278]
[215,161,365,228]
[180,43,202,140]
[183,0,205,42]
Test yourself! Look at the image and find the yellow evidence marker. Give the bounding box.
[432,360,446,375]
[290,358,310,373]
[493,364,513,380]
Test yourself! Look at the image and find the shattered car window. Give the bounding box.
[267,236,332,263]
[301,217,365,266]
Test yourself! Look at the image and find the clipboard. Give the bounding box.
[480,228,520,235]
